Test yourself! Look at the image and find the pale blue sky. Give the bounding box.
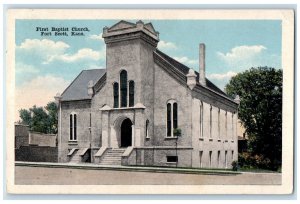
[15,19,281,113]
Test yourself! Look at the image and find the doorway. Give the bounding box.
[120,118,132,147]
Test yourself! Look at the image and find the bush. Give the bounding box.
[231,160,238,171]
[238,152,272,170]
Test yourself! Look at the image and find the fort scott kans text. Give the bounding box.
[36,27,90,36]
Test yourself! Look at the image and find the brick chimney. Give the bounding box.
[199,43,206,86]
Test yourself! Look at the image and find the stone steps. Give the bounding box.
[99,148,126,166]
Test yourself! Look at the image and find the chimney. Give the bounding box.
[199,43,206,86]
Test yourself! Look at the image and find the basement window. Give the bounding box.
[167,156,178,163]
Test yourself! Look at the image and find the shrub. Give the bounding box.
[231,160,238,171]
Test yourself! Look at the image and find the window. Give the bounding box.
[225,111,228,139]
[217,151,220,168]
[113,82,119,108]
[209,151,212,168]
[232,113,234,140]
[129,81,135,107]
[210,105,212,138]
[166,100,178,137]
[200,102,203,138]
[167,156,178,163]
[218,108,220,139]
[120,70,127,107]
[225,151,228,168]
[69,113,77,141]
[199,151,203,168]
[232,150,234,160]
[146,119,150,138]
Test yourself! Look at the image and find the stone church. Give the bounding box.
[55,20,239,168]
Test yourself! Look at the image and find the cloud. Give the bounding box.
[174,56,197,66]
[46,48,105,63]
[217,45,268,69]
[15,63,39,74]
[89,33,104,41]
[207,71,237,80]
[17,39,70,56]
[15,75,70,121]
[158,40,177,50]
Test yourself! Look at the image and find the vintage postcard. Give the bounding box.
[6,9,294,194]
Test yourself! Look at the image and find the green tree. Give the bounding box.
[19,102,58,134]
[225,67,282,170]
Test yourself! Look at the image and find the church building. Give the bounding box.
[55,20,239,168]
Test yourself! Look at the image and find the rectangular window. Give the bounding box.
[167,103,171,136]
[232,150,234,160]
[70,115,73,140]
[129,81,134,107]
[167,156,178,163]
[113,83,119,108]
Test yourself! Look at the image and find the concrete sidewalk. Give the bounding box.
[15,161,240,175]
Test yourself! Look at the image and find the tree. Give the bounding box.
[19,102,58,134]
[225,67,282,170]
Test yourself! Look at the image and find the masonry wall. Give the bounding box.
[153,63,193,148]
[191,98,238,169]
[15,146,58,162]
[58,100,92,162]
[29,132,57,147]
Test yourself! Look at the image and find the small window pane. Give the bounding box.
[74,114,77,141]
[173,103,178,129]
[129,81,134,107]
[70,115,73,140]
[167,156,178,163]
[113,82,119,108]
[167,103,171,136]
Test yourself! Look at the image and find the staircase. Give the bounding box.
[99,148,126,166]
[69,149,81,163]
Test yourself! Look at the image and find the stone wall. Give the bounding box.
[29,132,57,147]
[15,124,29,149]
[15,145,58,162]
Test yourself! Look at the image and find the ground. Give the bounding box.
[15,164,281,185]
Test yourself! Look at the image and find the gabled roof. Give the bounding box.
[61,69,106,101]
[155,49,228,97]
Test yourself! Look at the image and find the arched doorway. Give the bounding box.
[120,118,132,147]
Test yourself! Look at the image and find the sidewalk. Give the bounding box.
[15,161,240,175]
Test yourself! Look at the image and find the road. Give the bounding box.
[15,165,281,185]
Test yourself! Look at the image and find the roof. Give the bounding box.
[155,49,228,97]
[61,69,106,101]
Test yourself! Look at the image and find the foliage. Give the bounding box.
[225,67,282,170]
[238,152,271,170]
[173,128,182,137]
[231,160,238,171]
[19,101,58,134]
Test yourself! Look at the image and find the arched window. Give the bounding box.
[166,100,178,137]
[199,101,203,138]
[69,113,77,141]
[146,119,149,138]
[210,105,212,138]
[167,103,172,136]
[129,81,135,107]
[120,70,127,107]
[218,108,220,139]
[113,82,119,108]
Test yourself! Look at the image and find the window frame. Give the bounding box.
[166,99,178,137]
[69,113,78,141]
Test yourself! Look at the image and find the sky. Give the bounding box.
[15,19,282,119]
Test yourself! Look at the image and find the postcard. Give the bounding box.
[6,9,294,194]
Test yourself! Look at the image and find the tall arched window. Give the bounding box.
[199,101,203,138]
[69,113,77,141]
[113,82,119,108]
[120,70,127,107]
[167,103,172,136]
[166,100,178,137]
[129,81,135,107]
[210,105,212,138]
[146,119,149,138]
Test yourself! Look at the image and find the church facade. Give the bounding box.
[55,20,239,168]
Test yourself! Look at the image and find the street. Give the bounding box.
[15,165,281,185]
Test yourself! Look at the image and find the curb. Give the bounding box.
[15,161,240,175]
